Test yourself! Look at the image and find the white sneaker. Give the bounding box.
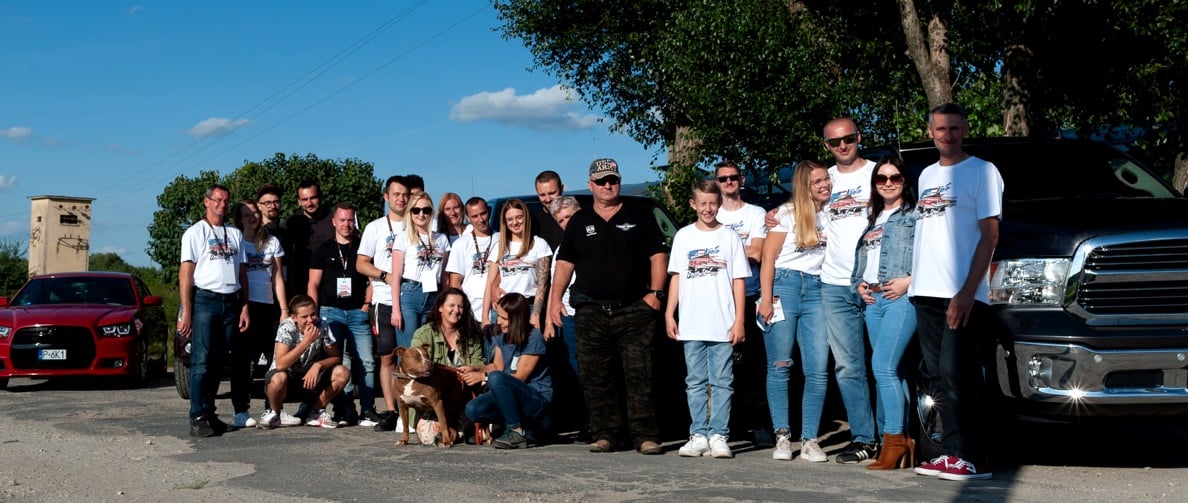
[772,432,793,461]
[257,410,279,430]
[708,434,733,459]
[678,434,710,457]
[800,438,828,462]
[278,410,302,427]
[306,409,337,429]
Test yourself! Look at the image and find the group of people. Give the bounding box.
[175,102,1003,480]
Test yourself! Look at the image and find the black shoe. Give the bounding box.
[207,415,229,435]
[373,411,398,432]
[190,417,217,438]
[752,427,776,448]
[359,409,383,428]
[836,442,878,464]
[493,429,528,449]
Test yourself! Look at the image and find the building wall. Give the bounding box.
[28,196,93,275]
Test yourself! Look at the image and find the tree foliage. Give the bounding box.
[0,239,28,298]
[147,153,383,281]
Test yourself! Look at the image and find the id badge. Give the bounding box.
[510,355,520,373]
[419,268,439,293]
[221,260,237,286]
[336,277,352,298]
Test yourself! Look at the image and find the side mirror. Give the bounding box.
[143,295,163,307]
[0,297,8,308]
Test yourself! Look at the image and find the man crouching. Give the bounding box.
[258,294,350,429]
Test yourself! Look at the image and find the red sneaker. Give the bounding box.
[913,455,954,476]
[937,458,992,481]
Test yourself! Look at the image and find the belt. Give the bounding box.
[582,300,634,313]
[866,283,883,293]
[196,288,237,299]
[402,278,423,289]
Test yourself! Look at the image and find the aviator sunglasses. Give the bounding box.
[875,173,905,185]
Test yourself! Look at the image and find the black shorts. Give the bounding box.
[375,303,398,355]
[265,366,333,402]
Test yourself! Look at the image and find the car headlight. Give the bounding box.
[100,323,134,337]
[990,258,1070,305]
[0,326,10,339]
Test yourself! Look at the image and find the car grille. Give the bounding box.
[10,326,97,370]
[1076,238,1188,316]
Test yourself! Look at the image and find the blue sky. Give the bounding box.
[0,1,666,267]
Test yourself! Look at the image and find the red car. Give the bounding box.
[0,272,168,390]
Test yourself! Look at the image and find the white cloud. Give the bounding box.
[128,5,143,16]
[101,245,128,255]
[449,85,601,131]
[187,117,251,138]
[1,126,33,140]
[0,176,15,191]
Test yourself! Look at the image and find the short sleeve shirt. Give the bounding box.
[270,317,337,372]
[358,216,404,305]
[180,220,246,294]
[822,160,876,285]
[445,230,498,319]
[310,237,369,310]
[716,203,767,296]
[556,201,668,303]
[769,204,826,275]
[667,224,749,342]
[490,236,553,298]
[243,235,284,304]
[493,329,552,401]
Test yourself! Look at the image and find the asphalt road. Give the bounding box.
[1,374,1185,503]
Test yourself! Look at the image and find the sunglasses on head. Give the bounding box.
[716,174,741,183]
[875,173,905,185]
[593,176,621,186]
[410,207,433,215]
[825,133,859,148]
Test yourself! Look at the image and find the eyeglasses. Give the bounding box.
[258,200,280,207]
[875,174,905,185]
[592,176,621,187]
[716,174,742,183]
[810,177,831,188]
[410,207,433,216]
[825,133,859,148]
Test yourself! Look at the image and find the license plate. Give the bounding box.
[39,349,67,360]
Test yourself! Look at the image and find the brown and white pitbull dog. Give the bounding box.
[391,345,471,447]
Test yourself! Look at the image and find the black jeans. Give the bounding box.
[574,300,660,448]
[231,301,279,413]
[913,296,991,465]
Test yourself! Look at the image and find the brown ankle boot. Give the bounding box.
[868,433,913,470]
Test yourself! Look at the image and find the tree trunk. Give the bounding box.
[897,0,952,108]
[1173,151,1188,195]
[667,124,700,168]
[1002,42,1034,136]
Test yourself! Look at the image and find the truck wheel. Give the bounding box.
[174,357,190,399]
[910,370,945,463]
[0,378,8,391]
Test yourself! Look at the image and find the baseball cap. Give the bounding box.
[589,158,620,180]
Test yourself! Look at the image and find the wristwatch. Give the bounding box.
[378,271,388,283]
[648,289,666,300]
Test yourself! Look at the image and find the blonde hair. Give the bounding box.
[233,200,268,250]
[788,160,827,249]
[497,198,534,261]
[404,192,437,255]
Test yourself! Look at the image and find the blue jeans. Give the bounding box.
[821,282,877,444]
[764,269,827,439]
[188,289,238,422]
[558,314,578,373]
[321,306,376,413]
[864,292,916,435]
[465,371,550,429]
[396,282,434,350]
[683,340,733,437]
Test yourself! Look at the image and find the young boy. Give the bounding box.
[258,295,350,429]
[665,180,749,458]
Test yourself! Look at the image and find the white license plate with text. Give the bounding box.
[39,349,67,360]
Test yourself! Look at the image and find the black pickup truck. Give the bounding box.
[875,138,1188,456]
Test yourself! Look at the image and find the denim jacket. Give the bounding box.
[851,206,916,287]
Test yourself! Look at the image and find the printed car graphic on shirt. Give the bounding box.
[861,224,884,250]
[498,255,534,276]
[685,247,727,278]
[917,183,956,217]
[828,187,867,220]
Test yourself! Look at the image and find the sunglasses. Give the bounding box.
[825,133,859,148]
[875,173,905,185]
[716,174,742,183]
[593,176,621,186]
[410,207,433,215]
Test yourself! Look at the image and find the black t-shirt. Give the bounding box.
[556,200,668,303]
[531,208,565,250]
[283,207,335,295]
[309,237,369,310]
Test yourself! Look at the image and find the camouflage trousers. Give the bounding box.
[574,300,660,449]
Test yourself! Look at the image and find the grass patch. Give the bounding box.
[174,479,210,490]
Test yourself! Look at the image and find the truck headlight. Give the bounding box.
[100,323,133,337]
[990,258,1070,305]
[0,326,10,339]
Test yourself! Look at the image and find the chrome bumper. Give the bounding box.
[1000,342,1188,404]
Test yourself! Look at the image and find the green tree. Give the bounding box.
[0,239,28,297]
[147,153,383,282]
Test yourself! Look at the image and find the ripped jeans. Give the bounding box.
[763,269,827,440]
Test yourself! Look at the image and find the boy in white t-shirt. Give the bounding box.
[665,180,749,459]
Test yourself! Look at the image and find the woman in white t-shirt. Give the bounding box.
[852,157,918,470]
[757,160,832,463]
[231,199,288,428]
[482,198,552,330]
[436,192,465,245]
[389,192,451,350]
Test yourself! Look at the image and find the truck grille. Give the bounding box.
[1076,238,1188,316]
[10,326,97,370]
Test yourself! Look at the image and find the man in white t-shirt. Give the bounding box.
[712,160,771,443]
[818,118,878,463]
[446,197,497,320]
[177,184,250,438]
[909,103,1003,482]
[355,175,412,431]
